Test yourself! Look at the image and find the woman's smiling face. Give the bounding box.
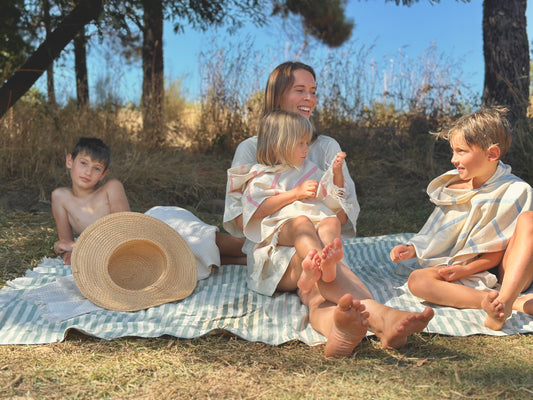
[279,69,317,119]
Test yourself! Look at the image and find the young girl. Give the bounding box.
[227,110,357,296]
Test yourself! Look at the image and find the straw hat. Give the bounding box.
[71,212,197,312]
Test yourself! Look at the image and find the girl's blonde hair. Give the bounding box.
[433,106,512,158]
[257,110,313,167]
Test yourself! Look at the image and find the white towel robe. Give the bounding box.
[408,162,533,289]
[226,158,358,295]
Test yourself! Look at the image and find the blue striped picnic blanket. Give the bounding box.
[1,233,532,345]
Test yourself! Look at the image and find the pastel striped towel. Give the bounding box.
[1,233,532,345]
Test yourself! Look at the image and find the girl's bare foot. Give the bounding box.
[325,294,369,358]
[297,249,322,292]
[482,290,509,331]
[377,306,434,349]
[320,237,343,283]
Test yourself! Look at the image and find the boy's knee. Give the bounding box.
[407,269,426,295]
[518,211,533,227]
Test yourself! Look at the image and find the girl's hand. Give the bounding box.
[332,152,346,188]
[332,152,346,171]
[390,244,415,262]
[295,180,319,199]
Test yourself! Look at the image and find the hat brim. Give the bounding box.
[71,212,197,312]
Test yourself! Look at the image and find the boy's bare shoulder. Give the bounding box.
[99,178,125,193]
[51,186,74,203]
[101,178,124,187]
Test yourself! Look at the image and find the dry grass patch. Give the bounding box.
[0,332,532,399]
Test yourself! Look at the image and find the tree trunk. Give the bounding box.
[74,27,89,109]
[0,0,102,118]
[43,0,56,107]
[141,0,165,146]
[482,0,529,122]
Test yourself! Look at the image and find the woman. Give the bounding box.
[224,61,434,358]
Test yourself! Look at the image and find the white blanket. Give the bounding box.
[145,206,221,280]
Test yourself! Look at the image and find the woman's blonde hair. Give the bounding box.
[257,110,313,167]
[433,106,512,158]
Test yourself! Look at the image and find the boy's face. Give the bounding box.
[449,132,499,187]
[66,152,109,190]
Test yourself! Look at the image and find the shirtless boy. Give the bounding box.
[52,137,130,264]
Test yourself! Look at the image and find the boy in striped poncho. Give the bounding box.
[390,107,533,330]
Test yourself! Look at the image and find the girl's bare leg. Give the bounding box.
[316,217,343,282]
[278,215,324,259]
[482,211,533,330]
[297,249,322,292]
[278,216,337,285]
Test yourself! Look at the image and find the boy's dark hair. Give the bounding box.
[71,137,111,170]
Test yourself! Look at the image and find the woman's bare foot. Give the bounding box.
[376,306,434,349]
[325,294,369,358]
[320,237,343,283]
[482,290,510,330]
[297,249,322,292]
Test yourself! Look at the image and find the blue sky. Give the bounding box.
[39,0,533,105]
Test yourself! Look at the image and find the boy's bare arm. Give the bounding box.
[105,179,130,213]
[438,250,505,282]
[51,188,76,258]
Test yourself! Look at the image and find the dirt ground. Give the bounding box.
[0,186,51,213]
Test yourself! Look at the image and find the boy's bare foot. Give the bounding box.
[377,306,434,349]
[320,237,343,283]
[325,294,369,358]
[482,290,510,330]
[297,249,322,292]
